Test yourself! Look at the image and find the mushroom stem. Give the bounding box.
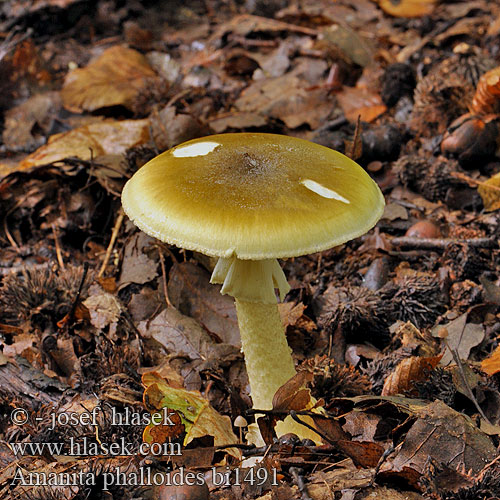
[211,257,321,444]
[235,299,296,411]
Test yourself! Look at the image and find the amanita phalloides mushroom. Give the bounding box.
[121,133,385,443]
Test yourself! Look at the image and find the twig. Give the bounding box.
[450,171,500,192]
[57,263,89,330]
[290,467,313,500]
[289,411,333,445]
[98,209,125,278]
[51,223,65,270]
[3,217,19,249]
[391,236,498,249]
[346,115,362,160]
[443,337,492,425]
[157,247,173,308]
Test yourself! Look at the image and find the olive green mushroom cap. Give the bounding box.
[121,133,385,260]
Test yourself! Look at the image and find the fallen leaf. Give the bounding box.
[83,291,121,338]
[61,46,158,113]
[307,466,373,499]
[2,92,62,151]
[477,171,500,212]
[168,262,239,347]
[235,72,333,129]
[432,313,484,366]
[376,0,436,18]
[208,112,267,133]
[337,86,387,123]
[209,14,317,44]
[3,0,81,17]
[278,302,307,329]
[149,105,210,152]
[0,353,9,366]
[142,372,240,458]
[19,119,150,169]
[272,371,314,412]
[138,306,239,363]
[381,202,408,221]
[378,400,496,487]
[310,414,385,467]
[2,334,35,359]
[382,355,442,396]
[118,232,158,288]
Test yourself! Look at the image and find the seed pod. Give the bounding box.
[441,113,499,168]
[405,220,441,239]
[470,66,500,115]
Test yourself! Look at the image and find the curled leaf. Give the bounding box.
[61,46,158,113]
[142,372,240,459]
[382,355,442,396]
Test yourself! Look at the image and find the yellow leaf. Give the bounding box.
[142,372,240,459]
[61,45,158,113]
[376,0,436,18]
[19,119,150,169]
[478,172,500,212]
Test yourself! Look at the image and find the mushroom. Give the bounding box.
[121,133,385,443]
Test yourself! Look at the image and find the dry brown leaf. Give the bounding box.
[337,87,386,123]
[487,13,500,36]
[19,118,150,169]
[235,73,333,129]
[2,92,62,151]
[208,112,267,133]
[376,0,436,18]
[2,334,35,359]
[477,171,500,212]
[272,371,314,412]
[61,46,158,113]
[118,232,158,288]
[432,313,485,366]
[149,105,210,151]
[379,400,496,487]
[138,307,239,363]
[168,262,239,347]
[83,291,121,339]
[307,466,373,499]
[382,355,442,396]
[278,301,307,329]
[481,345,500,376]
[479,275,500,305]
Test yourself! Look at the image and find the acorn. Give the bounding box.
[441,113,499,168]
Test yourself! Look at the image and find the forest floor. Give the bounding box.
[0,0,500,499]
